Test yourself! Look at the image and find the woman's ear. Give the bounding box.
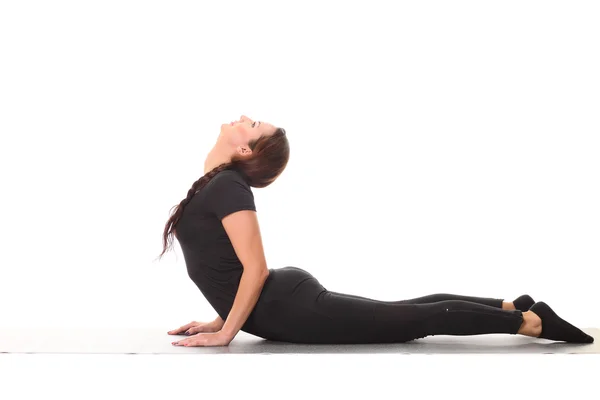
[237,146,252,156]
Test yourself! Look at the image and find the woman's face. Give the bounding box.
[220,115,277,150]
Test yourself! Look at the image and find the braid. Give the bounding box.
[155,162,233,261]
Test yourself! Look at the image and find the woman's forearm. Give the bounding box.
[213,314,225,328]
[221,269,269,338]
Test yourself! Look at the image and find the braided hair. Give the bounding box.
[155,127,289,261]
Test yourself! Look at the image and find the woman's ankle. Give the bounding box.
[517,311,542,337]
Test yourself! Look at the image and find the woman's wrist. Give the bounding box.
[213,315,225,328]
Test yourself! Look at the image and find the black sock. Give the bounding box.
[529,301,594,343]
[512,294,535,311]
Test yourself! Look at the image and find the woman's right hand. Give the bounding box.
[167,318,224,336]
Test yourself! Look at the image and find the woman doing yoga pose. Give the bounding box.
[158,115,594,347]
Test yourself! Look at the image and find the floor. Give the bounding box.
[1,351,598,399]
[1,327,598,354]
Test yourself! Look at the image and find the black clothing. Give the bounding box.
[176,169,257,322]
[176,169,524,344]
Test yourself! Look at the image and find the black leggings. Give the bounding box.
[242,266,524,344]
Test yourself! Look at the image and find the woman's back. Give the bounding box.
[176,169,257,321]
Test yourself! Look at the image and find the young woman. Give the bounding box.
[159,115,594,347]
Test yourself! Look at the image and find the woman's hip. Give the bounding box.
[260,266,326,303]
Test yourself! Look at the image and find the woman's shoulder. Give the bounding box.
[218,168,251,184]
[208,168,252,192]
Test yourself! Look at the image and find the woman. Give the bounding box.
[159,115,594,347]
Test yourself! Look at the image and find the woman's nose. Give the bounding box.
[235,115,251,125]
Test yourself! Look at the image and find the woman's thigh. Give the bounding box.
[247,266,410,343]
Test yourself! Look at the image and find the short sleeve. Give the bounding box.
[207,171,256,221]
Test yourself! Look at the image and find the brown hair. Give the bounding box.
[155,127,289,261]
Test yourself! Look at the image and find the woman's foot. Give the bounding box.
[504,294,536,311]
[528,301,594,343]
[512,294,535,311]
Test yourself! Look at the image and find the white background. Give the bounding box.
[0,0,598,397]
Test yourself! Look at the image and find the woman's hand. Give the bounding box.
[171,330,234,347]
[167,318,224,336]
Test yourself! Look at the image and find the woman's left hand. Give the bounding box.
[171,330,234,347]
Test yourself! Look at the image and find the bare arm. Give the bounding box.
[221,269,269,338]
[217,209,270,339]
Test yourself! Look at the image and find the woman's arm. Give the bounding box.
[221,269,269,338]
[218,209,271,339]
[212,314,225,328]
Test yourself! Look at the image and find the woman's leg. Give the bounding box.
[258,267,532,344]
[271,267,513,309]
[326,290,505,308]
[309,290,526,344]
[388,293,537,311]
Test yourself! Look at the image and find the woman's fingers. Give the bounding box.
[186,326,206,335]
[167,321,197,335]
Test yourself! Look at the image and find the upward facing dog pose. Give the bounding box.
[158,115,594,347]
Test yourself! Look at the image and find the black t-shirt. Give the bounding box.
[175,169,257,321]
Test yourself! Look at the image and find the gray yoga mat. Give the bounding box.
[1,327,598,354]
